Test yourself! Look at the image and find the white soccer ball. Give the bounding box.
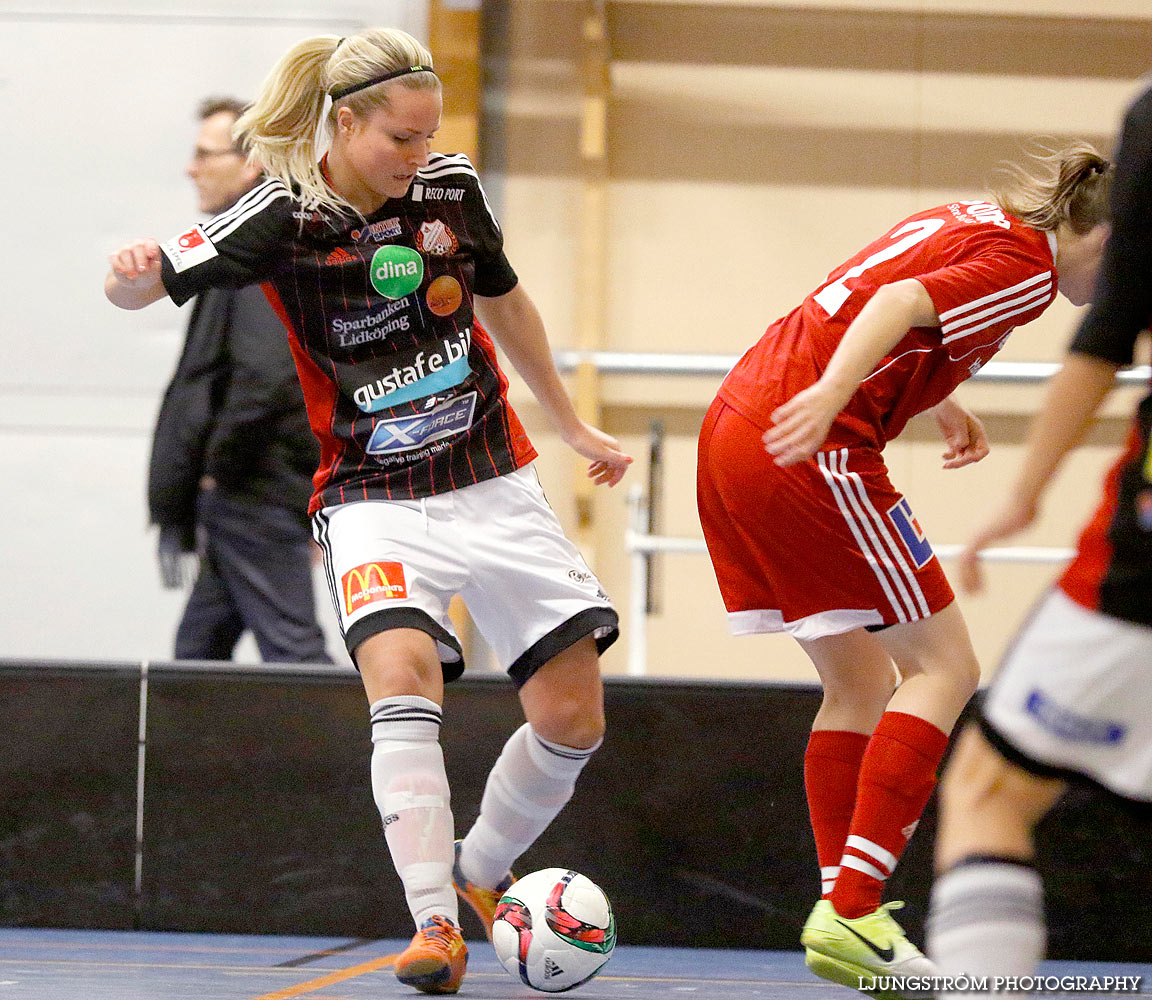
[491,868,617,992]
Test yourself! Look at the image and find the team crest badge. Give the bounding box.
[416,219,459,256]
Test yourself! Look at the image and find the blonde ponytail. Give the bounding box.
[993,141,1112,234]
[236,28,438,217]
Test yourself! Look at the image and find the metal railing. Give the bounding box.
[549,351,1144,675]
[622,485,1075,677]
[554,350,1151,386]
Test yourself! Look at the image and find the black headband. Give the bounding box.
[329,65,436,102]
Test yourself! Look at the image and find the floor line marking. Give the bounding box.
[246,952,399,1000]
[277,938,378,968]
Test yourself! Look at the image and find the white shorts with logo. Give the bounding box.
[312,465,618,686]
[980,587,1152,802]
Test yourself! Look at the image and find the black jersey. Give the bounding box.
[1060,82,1152,627]
[159,153,537,511]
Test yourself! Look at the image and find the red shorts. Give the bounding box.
[697,398,954,640]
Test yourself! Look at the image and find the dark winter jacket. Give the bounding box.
[147,283,317,537]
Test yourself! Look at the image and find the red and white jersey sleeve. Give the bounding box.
[720,201,1057,448]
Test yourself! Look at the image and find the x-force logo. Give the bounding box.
[342,561,407,616]
[365,393,477,456]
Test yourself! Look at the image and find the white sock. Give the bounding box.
[369,695,458,929]
[459,723,601,889]
[929,857,1045,998]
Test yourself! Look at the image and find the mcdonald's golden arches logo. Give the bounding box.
[342,561,408,615]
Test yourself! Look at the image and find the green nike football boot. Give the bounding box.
[800,899,935,999]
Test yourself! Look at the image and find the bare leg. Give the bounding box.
[801,602,981,918]
[518,634,605,748]
[873,601,981,732]
[930,724,1065,993]
[799,628,899,735]
[935,724,1065,871]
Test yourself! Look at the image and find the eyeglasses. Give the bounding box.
[191,147,243,162]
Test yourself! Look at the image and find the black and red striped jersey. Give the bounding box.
[158,152,536,512]
[1059,82,1152,627]
[720,201,1057,448]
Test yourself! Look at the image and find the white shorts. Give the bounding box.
[980,587,1152,802]
[311,465,618,686]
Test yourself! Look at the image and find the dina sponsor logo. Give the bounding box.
[352,328,472,411]
[365,392,477,456]
[370,244,424,299]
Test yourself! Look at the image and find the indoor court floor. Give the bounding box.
[1,928,1150,999]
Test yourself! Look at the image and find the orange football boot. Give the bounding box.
[393,915,468,995]
[452,839,515,941]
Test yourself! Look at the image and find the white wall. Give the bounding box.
[0,1,428,662]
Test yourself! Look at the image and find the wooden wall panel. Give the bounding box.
[489,1,1152,681]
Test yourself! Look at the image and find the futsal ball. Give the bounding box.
[492,868,616,992]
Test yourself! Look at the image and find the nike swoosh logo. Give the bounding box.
[835,920,895,962]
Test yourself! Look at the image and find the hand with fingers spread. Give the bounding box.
[562,422,634,487]
[933,397,990,470]
[762,280,939,467]
[954,355,1121,594]
[761,380,852,467]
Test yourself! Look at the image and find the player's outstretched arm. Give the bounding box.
[762,278,939,466]
[956,352,1119,592]
[474,283,633,487]
[106,239,169,310]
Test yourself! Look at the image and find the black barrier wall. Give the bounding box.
[0,661,139,929]
[1,659,1150,960]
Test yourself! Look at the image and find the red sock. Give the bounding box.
[805,730,870,898]
[830,712,949,919]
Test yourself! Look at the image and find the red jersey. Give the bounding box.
[719,201,1058,449]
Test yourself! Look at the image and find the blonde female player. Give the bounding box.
[696,145,1112,997]
[106,28,630,996]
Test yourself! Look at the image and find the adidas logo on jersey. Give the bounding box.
[325,247,357,266]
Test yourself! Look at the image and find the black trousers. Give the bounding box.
[175,490,332,664]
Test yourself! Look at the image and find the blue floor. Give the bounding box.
[0,929,1149,999]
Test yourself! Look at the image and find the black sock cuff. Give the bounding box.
[947,854,1038,876]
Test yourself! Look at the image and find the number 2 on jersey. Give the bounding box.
[813,218,945,318]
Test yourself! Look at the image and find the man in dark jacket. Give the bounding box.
[149,97,330,663]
